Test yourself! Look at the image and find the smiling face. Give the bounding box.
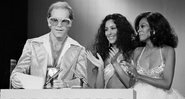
[105,19,118,45]
[137,18,151,42]
[48,8,71,39]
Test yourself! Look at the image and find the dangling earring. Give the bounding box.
[153,30,155,35]
[151,30,156,41]
[150,30,155,36]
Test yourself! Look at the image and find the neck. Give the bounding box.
[50,33,67,45]
[111,44,117,48]
[111,43,115,47]
[112,45,120,52]
[145,39,154,49]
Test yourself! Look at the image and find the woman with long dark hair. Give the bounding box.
[87,13,135,88]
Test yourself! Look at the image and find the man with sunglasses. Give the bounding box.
[10,1,87,89]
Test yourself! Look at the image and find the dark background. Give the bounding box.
[1,0,27,88]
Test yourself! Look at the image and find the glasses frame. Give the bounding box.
[48,17,72,27]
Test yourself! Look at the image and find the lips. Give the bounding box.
[108,35,116,38]
[108,37,115,41]
[109,36,114,39]
[139,32,146,37]
[56,28,64,31]
[107,36,116,43]
[139,34,143,36]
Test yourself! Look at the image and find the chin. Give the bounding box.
[56,32,66,36]
[109,41,116,44]
[54,34,64,39]
[108,38,116,44]
[139,37,145,41]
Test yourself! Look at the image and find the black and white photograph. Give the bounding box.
[1,0,185,98]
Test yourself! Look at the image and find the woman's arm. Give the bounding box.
[95,67,105,88]
[86,51,104,88]
[111,60,131,88]
[109,48,135,88]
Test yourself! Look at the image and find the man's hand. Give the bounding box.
[11,73,23,89]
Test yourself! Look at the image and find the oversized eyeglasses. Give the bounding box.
[48,17,72,27]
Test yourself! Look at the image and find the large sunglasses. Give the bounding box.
[49,17,72,27]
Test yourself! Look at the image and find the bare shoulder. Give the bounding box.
[161,46,175,55]
[161,46,175,60]
[134,47,144,56]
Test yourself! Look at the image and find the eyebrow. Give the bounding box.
[140,23,149,26]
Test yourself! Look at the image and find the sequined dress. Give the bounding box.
[133,47,185,99]
[104,54,129,88]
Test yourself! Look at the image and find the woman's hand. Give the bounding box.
[11,73,23,89]
[86,50,104,69]
[109,47,120,64]
[125,62,138,79]
[52,80,68,89]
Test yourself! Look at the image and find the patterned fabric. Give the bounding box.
[104,54,129,88]
[136,47,165,78]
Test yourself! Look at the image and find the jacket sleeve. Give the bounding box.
[10,39,32,79]
[75,47,88,85]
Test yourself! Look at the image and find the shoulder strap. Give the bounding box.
[137,47,145,64]
[160,48,163,61]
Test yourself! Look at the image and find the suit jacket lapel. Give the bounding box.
[57,45,82,80]
[42,34,53,65]
[30,33,50,78]
[31,41,48,78]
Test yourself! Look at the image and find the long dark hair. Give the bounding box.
[93,13,135,61]
[134,12,178,48]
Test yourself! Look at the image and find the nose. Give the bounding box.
[137,27,141,33]
[57,21,63,27]
[106,29,111,35]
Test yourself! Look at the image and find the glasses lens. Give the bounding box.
[61,19,71,26]
[49,17,71,26]
[49,18,58,26]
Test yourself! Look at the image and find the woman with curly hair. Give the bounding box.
[128,12,184,99]
[86,13,135,88]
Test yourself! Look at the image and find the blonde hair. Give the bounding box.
[47,1,74,20]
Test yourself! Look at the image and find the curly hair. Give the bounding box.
[134,12,178,48]
[93,13,135,61]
